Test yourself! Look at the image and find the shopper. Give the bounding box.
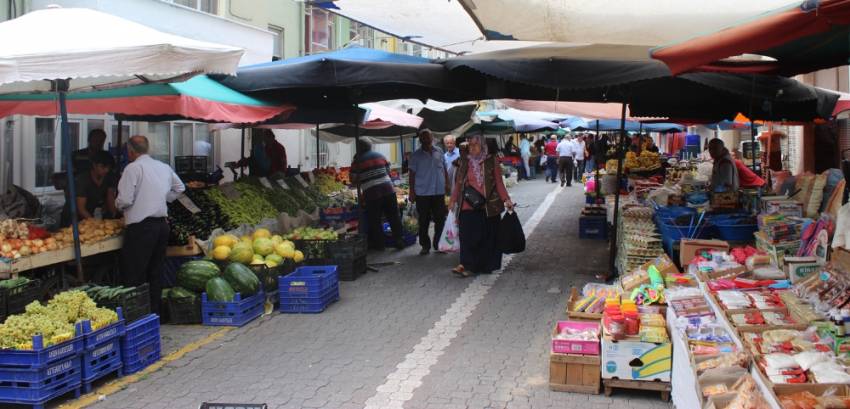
[557,136,576,187]
[519,135,531,180]
[708,138,740,192]
[409,129,449,255]
[528,136,539,179]
[544,135,559,183]
[116,135,185,315]
[574,135,586,183]
[443,134,460,187]
[585,134,596,173]
[448,133,514,278]
[351,140,404,251]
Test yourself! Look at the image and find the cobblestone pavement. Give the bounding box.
[86,179,672,409]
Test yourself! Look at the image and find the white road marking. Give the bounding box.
[364,186,564,409]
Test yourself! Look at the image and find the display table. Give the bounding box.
[0,236,123,278]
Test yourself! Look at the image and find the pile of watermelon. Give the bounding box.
[172,259,261,303]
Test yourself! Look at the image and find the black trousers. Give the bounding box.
[559,157,574,185]
[459,209,502,274]
[121,217,169,315]
[415,195,447,251]
[366,194,403,250]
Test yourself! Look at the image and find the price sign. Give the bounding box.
[259,177,273,189]
[307,172,316,183]
[220,183,241,200]
[177,194,201,214]
[275,179,290,189]
[294,175,309,187]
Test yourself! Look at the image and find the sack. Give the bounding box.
[463,186,486,210]
[497,210,525,254]
[438,211,460,253]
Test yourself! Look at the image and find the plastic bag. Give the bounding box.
[497,210,525,254]
[437,211,460,253]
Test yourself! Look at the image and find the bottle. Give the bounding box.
[842,309,850,336]
[835,310,846,337]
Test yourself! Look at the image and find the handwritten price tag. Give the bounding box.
[275,179,290,189]
[307,172,316,183]
[220,183,241,200]
[259,177,273,189]
[294,175,309,187]
[177,194,201,214]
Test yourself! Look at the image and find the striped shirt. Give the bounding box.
[351,151,395,201]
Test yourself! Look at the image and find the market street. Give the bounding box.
[79,180,670,409]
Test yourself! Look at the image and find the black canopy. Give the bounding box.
[214,45,477,105]
[321,104,477,139]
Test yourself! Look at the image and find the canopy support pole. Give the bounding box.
[595,121,601,197]
[57,79,83,282]
[239,128,245,179]
[750,121,757,172]
[607,102,628,281]
[116,119,123,165]
[316,123,321,169]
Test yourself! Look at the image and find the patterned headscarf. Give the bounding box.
[468,134,488,187]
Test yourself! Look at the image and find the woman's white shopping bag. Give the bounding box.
[438,211,460,253]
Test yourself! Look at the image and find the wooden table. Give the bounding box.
[0,236,123,279]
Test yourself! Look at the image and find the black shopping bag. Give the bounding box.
[498,210,525,254]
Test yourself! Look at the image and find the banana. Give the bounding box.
[632,358,672,379]
[638,344,671,365]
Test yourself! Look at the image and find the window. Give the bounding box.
[171,0,217,14]
[34,118,80,188]
[86,119,104,149]
[194,124,213,170]
[269,25,284,61]
[148,123,171,164]
[305,6,334,54]
[172,123,194,160]
[349,22,374,49]
[309,136,330,168]
[110,124,130,149]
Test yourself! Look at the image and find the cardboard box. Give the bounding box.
[679,239,730,267]
[754,232,800,268]
[600,336,671,382]
[763,199,804,217]
[784,257,821,283]
[549,353,601,394]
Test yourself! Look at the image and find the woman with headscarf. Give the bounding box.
[448,134,514,277]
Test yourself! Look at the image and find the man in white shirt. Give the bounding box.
[573,135,586,183]
[556,136,576,187]
[116,135,185,314]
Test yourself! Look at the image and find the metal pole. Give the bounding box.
[595,120,601,197]
[608,102,628,280]
[57,79,83,280]
[239,128,245,178]
[316,123,321,169]
[750,121,757,172]
[116,119,123,165]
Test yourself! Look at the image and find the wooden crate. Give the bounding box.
[549,353,600,394]
[602,378,670,401]
[565,287,603,320]
[166,235,202,257]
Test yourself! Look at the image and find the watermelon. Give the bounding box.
[176,260,220,292]
[223,263,260,296]
[205,277,235,302]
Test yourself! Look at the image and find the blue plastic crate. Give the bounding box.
[320,207,359,223]
[201,292,265,327]
[0,324,85,369]
[280,284,339,314]
[123,314,160,344]
[82,307,125,351]
[0,355,81,409]
[279,266,338,298]
[579,216,607,240]
[120,330,160,376]
[81,338,122,393]
[384,230,416,248]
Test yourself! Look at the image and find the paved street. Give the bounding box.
[84,179,672,409]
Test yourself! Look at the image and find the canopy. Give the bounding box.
[214,45,474,104]
[650,0,850,76]
[311,0,794,51]
[0,7,243,94]
[501,99,664,121]
[442,43,840,122]
[574,119,642,132]
[0,75,293,123]
[476,108,562,132]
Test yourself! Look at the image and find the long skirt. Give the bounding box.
[459,209,502,274]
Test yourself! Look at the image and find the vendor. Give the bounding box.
[60,151,118,226]
[731,150,766,189]
[72,129,108,174]
[708,138,739,192]
[241,128,288,177]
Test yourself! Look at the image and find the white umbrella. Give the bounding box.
[0,6,244,277]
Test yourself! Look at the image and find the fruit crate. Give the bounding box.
[320,207,359,223]
[200,291,265,327]
[294,235,367,261]
[579,216,607,240]
[5,278,42,315]
[99,283,151,324]
[0,288,8,323]
[0,324,84,368]
[164,295,201,325]
[81,307,125,351]
[280,283,339,314]
[0,355,82,409]
[249,261,298,294]
[81,337,122,393]
[120,314,160,375]
[279,266,338,298]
